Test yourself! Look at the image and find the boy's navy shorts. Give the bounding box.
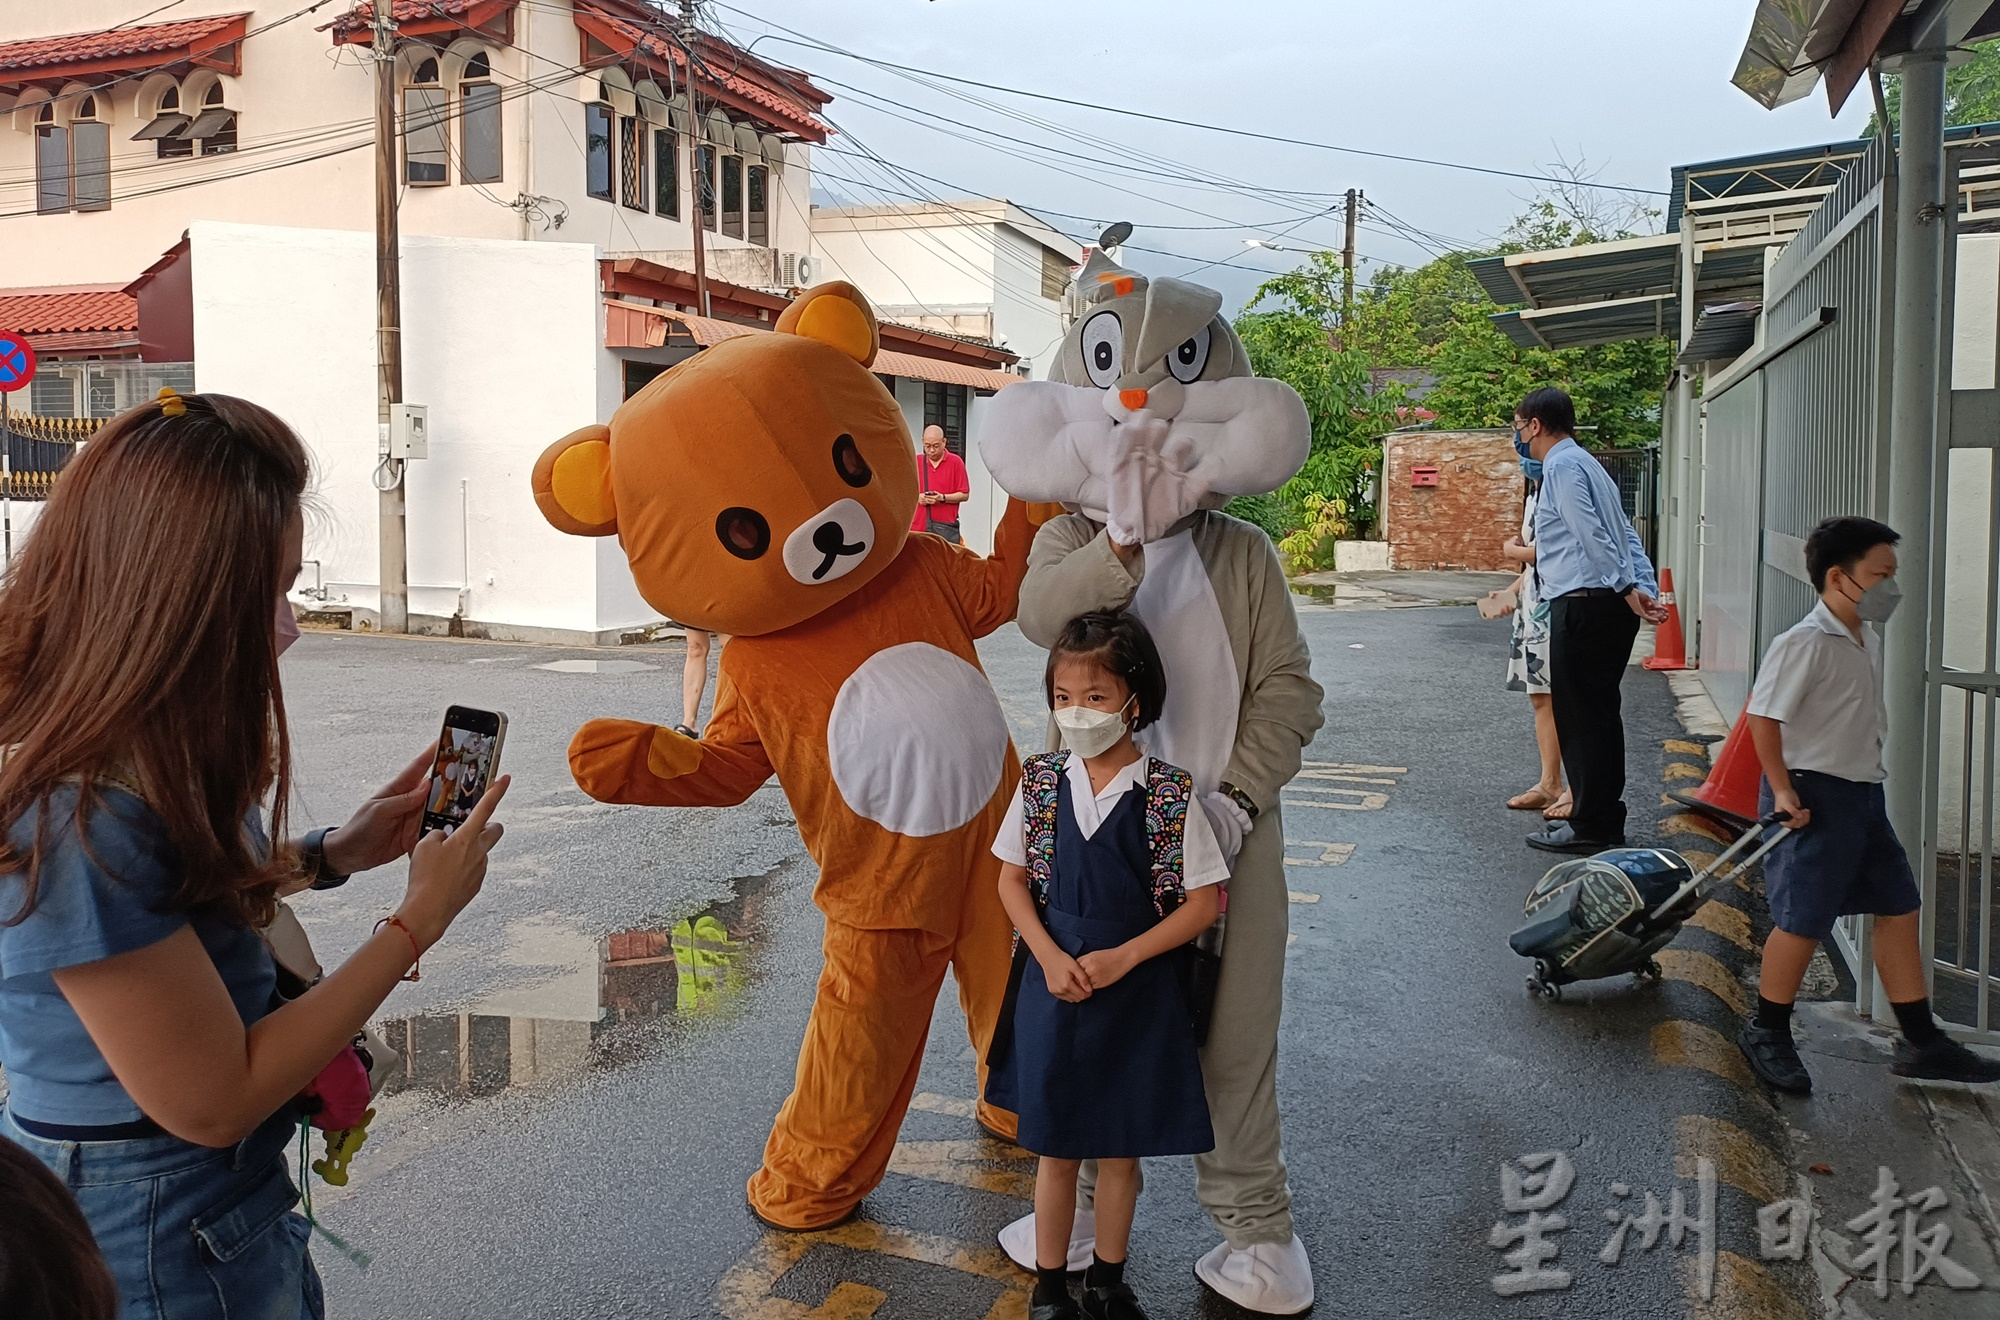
[1759,770,1920,939]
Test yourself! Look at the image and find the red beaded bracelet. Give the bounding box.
[375,916,424,982]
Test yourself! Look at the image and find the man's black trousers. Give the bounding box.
[1548,592,1644,843]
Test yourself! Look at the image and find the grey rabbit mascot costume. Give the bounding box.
[980,247,1325,1315]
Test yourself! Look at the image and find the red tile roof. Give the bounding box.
[325,1,509,39]
[0,285,140,356]
[0,286,137,336]
[573,2,831,142]
[0,13,249,80]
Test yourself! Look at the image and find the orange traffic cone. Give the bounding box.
[1667,702,1763,830]
[1641,568,1689,671]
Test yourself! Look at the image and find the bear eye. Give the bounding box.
[715,506,771,560]
[832,433,871,488]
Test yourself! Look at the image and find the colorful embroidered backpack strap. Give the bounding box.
[1143,760,1194,918]
[1020,750,1067,908]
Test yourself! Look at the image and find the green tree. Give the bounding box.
[1869,38,2000,135]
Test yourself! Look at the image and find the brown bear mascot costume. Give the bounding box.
[531,281,1042,1229]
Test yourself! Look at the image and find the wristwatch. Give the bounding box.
[301,827,350,891]
[1219,781,1260,820]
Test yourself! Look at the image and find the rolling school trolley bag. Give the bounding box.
[1509,815,1792,1000]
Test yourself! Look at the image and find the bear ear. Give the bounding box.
[532,425,619,537]
[776,281,879,367]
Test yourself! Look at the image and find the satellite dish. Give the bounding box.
[1097,221,1133,250]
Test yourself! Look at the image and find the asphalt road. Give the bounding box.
[284,594,1776,1319]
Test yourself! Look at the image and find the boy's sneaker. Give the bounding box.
[1080,1282,1149,1320]
[1737,1024,1814,1094]
[1893,1035,2000,1083]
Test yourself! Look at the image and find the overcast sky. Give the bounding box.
[707,0,1874,312]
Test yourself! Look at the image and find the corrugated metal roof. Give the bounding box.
[1467,233,1678,309]
[1490,295,1678,351]
[0,12,248,77]
[1679,303,1761,365]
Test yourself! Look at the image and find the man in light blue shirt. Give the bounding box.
[1519,388,1666,853]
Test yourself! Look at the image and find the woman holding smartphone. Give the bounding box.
[0,391,509,1319]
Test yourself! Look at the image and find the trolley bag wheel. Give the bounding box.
[1527,961,1562,1000]
[1635,957,1664,982]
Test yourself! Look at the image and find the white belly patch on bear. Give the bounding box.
[827,642,1009,838]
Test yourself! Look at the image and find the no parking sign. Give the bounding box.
[0,330,34,393]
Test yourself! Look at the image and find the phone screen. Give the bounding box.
[422,706,506,832]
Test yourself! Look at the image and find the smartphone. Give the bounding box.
[421,706,508,833]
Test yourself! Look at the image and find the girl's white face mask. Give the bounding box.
[1053,697,1133,759]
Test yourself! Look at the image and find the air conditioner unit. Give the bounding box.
[780,252,815,287]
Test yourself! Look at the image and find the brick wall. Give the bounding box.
[1381,431,1527,571]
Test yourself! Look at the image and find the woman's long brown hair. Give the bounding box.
[0,393,309,928]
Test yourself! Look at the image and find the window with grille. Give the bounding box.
[460,56,501,183]
[619,116,647,212]
[586,102,613,201]
[34,105,67,214]
[924,382,968,457]
[654,129,679,218]
[697,144,717,230]
[140,85,194,159]
[1041,247,1072,301]
[720,154,743,238]
[404,85,448,185]
[747,163,768,245]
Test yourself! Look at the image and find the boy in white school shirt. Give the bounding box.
[1736,516,2000,1094]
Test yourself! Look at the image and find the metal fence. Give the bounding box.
[1,412,94,500]
[1588,444,1659,565]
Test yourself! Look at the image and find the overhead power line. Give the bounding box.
[710,3,1670,198]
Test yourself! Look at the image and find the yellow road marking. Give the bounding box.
[1679,1250,1806,1320]
[1664,762,1707,782]
[717,1222,1030,1320]
[1286,932,1298,944]
[1660,811,1732,844]
[1284,841,1355,866]
[1664,739,1708,756]
[1295,769,1400,785]
[909,1093,975,1119]
[1283,786,1389,811]
[1651,1019,1759,1091]
[887,1139,1034,1199]
[1302,760,1408,775]
[1654,949,1750,1018]
[1687,901,1755,952]
[1288,891,1321,904]
[1672,1115,1787,1206]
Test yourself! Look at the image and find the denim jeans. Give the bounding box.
[3,1107,322,1320]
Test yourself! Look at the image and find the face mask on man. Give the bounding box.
[1053,696,1134,759]
[1519,456,1543,481]
[1851,574,1901,623]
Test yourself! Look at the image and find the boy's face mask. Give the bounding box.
[1852,575,1901,623]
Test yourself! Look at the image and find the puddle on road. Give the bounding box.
[1290,583,1339,604]
[532,658,661,674]
[372,868,781,1101]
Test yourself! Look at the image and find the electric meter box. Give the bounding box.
[381,403,429,460]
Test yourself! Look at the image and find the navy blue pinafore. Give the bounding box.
[985,760,1214,1160]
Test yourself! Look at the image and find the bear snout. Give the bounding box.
[782,498,877,585]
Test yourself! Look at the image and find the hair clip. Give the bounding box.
[157,386,186,417]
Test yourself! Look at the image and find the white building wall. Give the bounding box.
[0,2,816,289]
[185,220,651,637]
[989,225,1066,377]
[812,220,1001,310]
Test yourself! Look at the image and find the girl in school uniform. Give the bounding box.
[987,610,1228,1320]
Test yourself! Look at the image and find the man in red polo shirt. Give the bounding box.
[911,425,970,544]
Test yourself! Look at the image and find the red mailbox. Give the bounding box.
[1411,465,1439,487]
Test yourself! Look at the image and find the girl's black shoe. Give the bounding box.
[1081,1281,1150,1320]
[1031,1300,1082,1320]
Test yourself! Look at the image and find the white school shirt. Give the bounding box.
[991,753,1229,891]
[1746,600,1888,782]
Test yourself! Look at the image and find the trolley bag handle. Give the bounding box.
[1647,812,1795,923]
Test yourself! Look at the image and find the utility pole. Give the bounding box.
[1341,187,1361,343]
[679,2,711,316]
[372,1,408,633]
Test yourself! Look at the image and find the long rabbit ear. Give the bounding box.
[775,281,880,366]
[532,425,619,536]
